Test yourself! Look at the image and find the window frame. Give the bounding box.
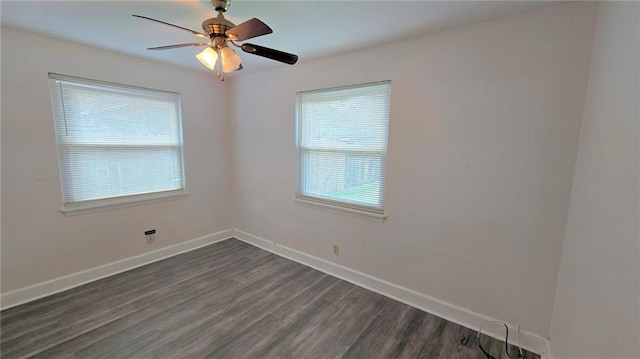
[48,73,187,215]
[295,81,391,221]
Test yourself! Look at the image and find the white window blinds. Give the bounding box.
[296,81,391,214]
[49,74,185,211]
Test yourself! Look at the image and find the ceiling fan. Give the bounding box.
[133,0,298,79]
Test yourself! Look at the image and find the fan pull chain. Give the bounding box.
[215,50,224,81]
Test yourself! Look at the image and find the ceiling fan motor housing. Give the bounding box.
[202,12,235,37]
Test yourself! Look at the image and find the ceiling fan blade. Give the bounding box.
[241,43,298,65]
[147,43,209,50]
[133,15,208,39]
[226,18,272,41]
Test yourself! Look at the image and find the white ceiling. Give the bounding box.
[1,0,557,75]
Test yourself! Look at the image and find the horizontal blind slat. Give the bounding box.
[49,74,185,204]
[60,147,183,202]
[297,81,390,212]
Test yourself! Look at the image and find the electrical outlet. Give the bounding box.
[144,229,156,244]
[333,245,339,255]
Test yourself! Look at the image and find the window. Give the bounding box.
[296,81,391,217]
[49,73,186,214]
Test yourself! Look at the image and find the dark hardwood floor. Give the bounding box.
[1,239,539,358]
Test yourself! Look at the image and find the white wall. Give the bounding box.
[229,2,597,338]
[550,2,640,358]
[7,3,635,353]
[0,27,233,293]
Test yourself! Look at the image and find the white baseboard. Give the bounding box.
[0,229,234,310]
[232,229,551,358]
[0,227,551,358]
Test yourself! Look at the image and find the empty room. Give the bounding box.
[1,1,638,358]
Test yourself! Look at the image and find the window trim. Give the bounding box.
[293,197,386,222]
[295,81,391,220]
[60,189,188,216]
[49,73,187,215]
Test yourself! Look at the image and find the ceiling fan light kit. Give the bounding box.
[133,0,298,79]
[220,46,242,72]
[196,47,218,70]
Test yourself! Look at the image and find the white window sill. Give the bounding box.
[60,190,188,216]
[293,197,386,222]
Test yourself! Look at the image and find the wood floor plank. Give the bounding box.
[150,265,324,358]
[318,286,389,346]
[113,261,313,358]
[341,306,416,358]
[29,249,295,358]
[205,276,346,359]
[0,239,252,344]
[1,239,246,324]
[3,246,256,357]
[252,280,356,358]
[1,239,541,359]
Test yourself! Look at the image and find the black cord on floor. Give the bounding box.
[477,321,524,359]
